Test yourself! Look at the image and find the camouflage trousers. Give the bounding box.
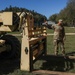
[53,39,65,55]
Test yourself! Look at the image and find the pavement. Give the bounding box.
[47,33,75,36]
[8,33,75,36]
[33,70,75,75]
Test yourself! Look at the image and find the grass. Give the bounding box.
[47,35,75,55]
[7,27,75,34]
[1,35,74,75]
[65,27,75,33]
[47,27,75,33]
[34,35,75,72]
[8,31,20,34]
[0,31,75,75]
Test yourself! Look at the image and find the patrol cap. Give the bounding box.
[58,19,63,22]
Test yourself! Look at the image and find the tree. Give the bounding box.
[58,0,75,26]
[66,0,75,26]
[0,5,47,26]
[49,14,58,23]
[49,0,75,26]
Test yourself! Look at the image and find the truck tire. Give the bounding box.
[0,35,21,59]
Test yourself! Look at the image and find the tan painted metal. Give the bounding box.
[20,12,47,71]
[0,12,47,71]
[21,19,30,71]
[0,18,2,22]
[0,40,6,53]
[0,12,20,33]
[0,12,13,25]
[0,25,17,32]
[0,40,5,46]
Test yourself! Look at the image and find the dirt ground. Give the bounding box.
[33,70,75,75]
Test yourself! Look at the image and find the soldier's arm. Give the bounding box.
[44,24,55,29]
[42,22,55,29]
[51,25,55,30]
[42,23,51,28]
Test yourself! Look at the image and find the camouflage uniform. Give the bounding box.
[51,24,65,55]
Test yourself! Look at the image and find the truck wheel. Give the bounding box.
[0,35,21,59]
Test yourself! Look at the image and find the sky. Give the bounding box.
[0,0,68,18]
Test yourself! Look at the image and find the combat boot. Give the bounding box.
[55,51,58,56]
[62,51,65,56]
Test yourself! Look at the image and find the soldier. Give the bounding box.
[43,19,66,55]
[52,19,66,55]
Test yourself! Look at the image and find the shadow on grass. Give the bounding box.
[0,52,75,75]
[0,58,20,75]
[66,51,75,56]
[39,55,75,72]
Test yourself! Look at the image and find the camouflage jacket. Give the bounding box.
[51,24,65,40]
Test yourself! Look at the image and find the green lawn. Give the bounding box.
[47,27,75,33]
[34,35,75,72]
[1,35,75,75]
[10,35,75,75]
[47,35,75,55]
[8,27,75,35]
